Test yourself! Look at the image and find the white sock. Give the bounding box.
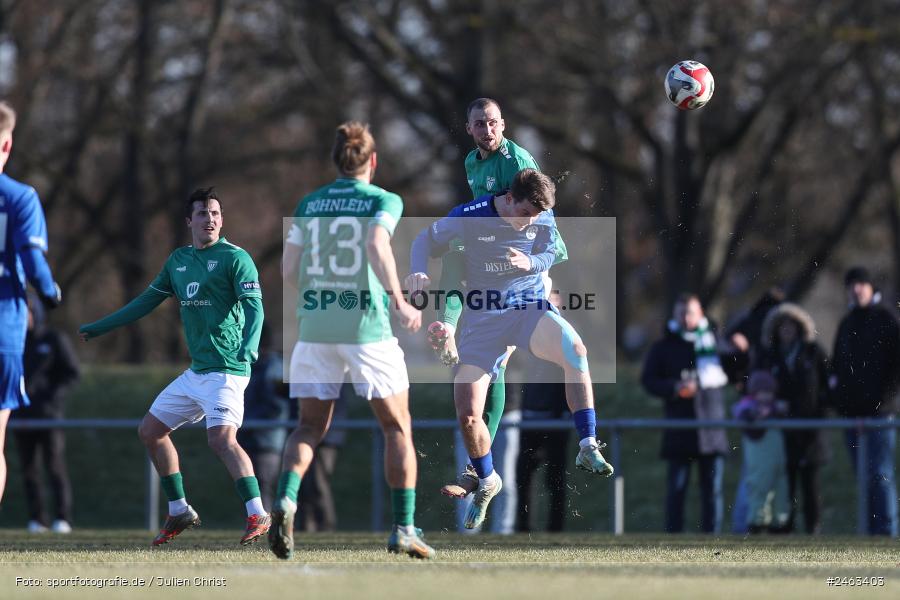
[245,497,266,517]
[579,437,597,449]
[479,471,497,484]
[276,496,297,512]
[168,499,189,516]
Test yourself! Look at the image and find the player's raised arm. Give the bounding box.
[78,266,172,341]
[406,208,464,292]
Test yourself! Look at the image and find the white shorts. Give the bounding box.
[289,338,409,401]
[150,369,250,430]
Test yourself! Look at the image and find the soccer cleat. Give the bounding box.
[152,505,201,546]
[240,513,271,546]
[427,321,459,366]
[387,525,435,560]
[464,471,502,530]
[575,443,615,477]
[268,501,296,560]
[440,463,478,498]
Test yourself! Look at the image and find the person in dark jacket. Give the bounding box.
[760,303,830,534]
[12,297,79,533]
[641,293,732,533]
[236,325,290,511]
[831,266,900,536]
[515,357,569,533]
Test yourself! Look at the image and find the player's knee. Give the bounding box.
[298,419,329,441]
[206,433,235,455]
[458,414,482,432]
[137,422,163,446]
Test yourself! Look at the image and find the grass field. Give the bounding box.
[0,530,897,599]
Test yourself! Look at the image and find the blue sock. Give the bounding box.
[573,408,596,441]
[469,452,494,479]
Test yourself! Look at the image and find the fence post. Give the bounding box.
[371,427,385,532]
[609,427,624,535]
[855,423,868,535]
[145,454,159,532]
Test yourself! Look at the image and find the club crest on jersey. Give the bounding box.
[486,176,496,191]
[186,282,200,298]
[207,260,218,272]
[525,226,538,240]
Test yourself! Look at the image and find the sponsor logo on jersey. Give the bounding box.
[241,281,260,290]
[186,282,200,298]
[486,176,496,191]
[180,299,212,307]
[477,235,496,243]
[207,260,218,272]
[214,406,230,414]
[484,261,516,273]
[176,266,187,272]
[525,226,538,240]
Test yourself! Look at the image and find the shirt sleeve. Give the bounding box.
[409,206,465,274]
[148,259,174,296]
[232,250,262,300]
[12,187,48,252]
[527,215,557,273]
[286,203,304,247]
[369,192,403,237]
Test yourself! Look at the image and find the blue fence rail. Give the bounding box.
[9,418,898,534]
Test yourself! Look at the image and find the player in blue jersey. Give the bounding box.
[0,102,62,505]
[407,169,613,529]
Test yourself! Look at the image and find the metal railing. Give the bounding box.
[8,417,898,534]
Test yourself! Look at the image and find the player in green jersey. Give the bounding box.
[268,122,433,560]
[435,99,568,517]
[79,188,269,547]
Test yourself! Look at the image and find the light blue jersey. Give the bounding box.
[410,194,556,308]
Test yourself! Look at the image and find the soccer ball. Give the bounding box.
[665,61,714,110]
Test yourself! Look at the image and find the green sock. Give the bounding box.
[275,471,301,504]
[391,488,416,527]
[438,250,465,329]
[484,366,507,442]
[234,476,261,503]
[160,472,186,501]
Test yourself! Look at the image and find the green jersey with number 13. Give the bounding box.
[290,178,403,344]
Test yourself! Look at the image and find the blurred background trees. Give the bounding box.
[1,0,898,363]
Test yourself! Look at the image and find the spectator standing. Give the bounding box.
[236,325,290,511]
[13,298,78,533]
[641,294,732,534]
[760,303,830,534]
[831,267,900,536]
[515,357,570,532]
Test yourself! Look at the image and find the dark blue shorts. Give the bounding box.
[0,352,29,411]
[457,302,558,380]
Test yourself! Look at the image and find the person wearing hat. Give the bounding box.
[760,303,830,534]
[831,266,900,536]
[732,370,790,533]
